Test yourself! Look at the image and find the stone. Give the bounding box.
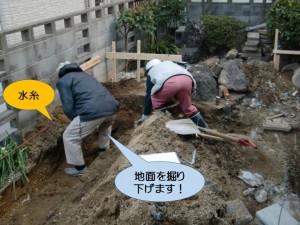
[262,118,292,132]
[181,20,205,48]
[218,59,249,92]
[202,56,220,67]
[281,63,300,73]
[238,170,264,187]
[247,32,260,39]
[225,199,253,225]
[254,189,268,203]
[226,49,238,59]
[191,63,218,100]
[292,67,300,89]
[243,188,256,196]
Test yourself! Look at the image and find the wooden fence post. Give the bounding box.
[105,40,182,82]
[273,29,280,71]
[137,40,141,82]
[112,41,117,82]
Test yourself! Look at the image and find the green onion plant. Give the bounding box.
[0,133,29,198]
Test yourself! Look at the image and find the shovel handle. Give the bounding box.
[198,133,224,141]
[199,127,257,149]
[199,127,239,142]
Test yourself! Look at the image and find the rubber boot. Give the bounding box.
[159,107,167,113]
[190,111,208,128]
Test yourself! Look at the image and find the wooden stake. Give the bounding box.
[105,40,182,82]
[273,29,279,70]
[112,41,117,82]
[137,40,141,82]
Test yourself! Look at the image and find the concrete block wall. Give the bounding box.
[0,0,136,141]
[0,0,86,30]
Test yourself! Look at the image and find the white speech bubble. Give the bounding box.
[110,136,205,202]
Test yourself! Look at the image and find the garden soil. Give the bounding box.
[0,62,300,225]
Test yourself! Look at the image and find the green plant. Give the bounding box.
[200,15,247,55]
[142,36,179,55]
[152,0,187,36]
[116,2,155,52]
[266,0,300,50]
[0,134,29,197]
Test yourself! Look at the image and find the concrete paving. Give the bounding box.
[256,203,300,225]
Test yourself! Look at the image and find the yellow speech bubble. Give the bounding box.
[3,80,54,120]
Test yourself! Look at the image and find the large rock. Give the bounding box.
[225,199,253,225]
[218,59,249,92]
[180,47,201,64]
[281,62,300,73]
[292,67,300,88]
[190,63,218,100]
[179,20,205,64]
[181,20,205,48]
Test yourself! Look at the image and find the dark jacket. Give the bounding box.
[56,63,119,122]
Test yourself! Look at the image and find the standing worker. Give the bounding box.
[141,59,208,128]
[56,61,119,176]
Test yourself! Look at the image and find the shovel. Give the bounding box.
[166,119,224,141]
[166,119,257,149]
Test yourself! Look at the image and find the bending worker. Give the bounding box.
[56,61,119,176]
[141,59,208,128]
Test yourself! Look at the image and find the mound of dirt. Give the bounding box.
[0,63,300,225]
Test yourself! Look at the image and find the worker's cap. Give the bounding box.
[56,61,71,73]
[145,59,161,71]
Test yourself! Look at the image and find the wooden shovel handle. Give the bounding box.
[198,133,224,141]
[199,127,239,142]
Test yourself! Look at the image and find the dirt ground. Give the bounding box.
[0,61,299,225]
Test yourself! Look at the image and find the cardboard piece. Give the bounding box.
[139,152,181,163]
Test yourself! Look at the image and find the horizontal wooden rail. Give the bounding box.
[106,52,182,61]
[273,49,300,55]
[273,29,300,70]
[106,40,182,82]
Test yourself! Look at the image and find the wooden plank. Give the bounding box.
[273,49,300,55]
[80,56,101,71]
[106,52,182,61]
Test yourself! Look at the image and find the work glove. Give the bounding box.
[190,112,208,128]
[141,114,149,122]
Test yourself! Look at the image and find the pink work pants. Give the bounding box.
[151,75,197,116]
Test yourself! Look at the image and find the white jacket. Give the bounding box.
[148,61,196,95]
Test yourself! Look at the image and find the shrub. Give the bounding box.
[266,0,300,50]
[200,15,247,55]
[142,36,179,55]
